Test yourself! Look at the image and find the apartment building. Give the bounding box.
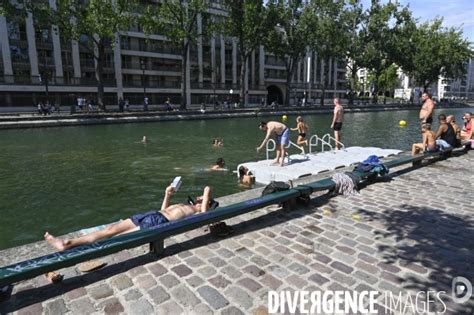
[0,1,346,108]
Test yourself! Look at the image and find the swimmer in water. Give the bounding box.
[211,157,227,171]
[212,138,224,147]
[141,136,148,144]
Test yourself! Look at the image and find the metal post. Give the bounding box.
[140,59,146,109]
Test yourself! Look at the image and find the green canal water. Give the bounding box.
[0,108,468,249]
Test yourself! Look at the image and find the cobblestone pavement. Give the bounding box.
[1,151,473,315]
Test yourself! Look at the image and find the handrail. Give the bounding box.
[308,134,333,153]
[321,133,345,151]
[0,149,455,287]
[266,139,304,163]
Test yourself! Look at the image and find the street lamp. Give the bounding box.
[140,59,147,110]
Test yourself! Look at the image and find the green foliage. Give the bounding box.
[367,63,399,94]
[141,0,210,108]
[401,19,472,89]
[265,0,311,105]
[142,0,209,48]
[223,0,268,106]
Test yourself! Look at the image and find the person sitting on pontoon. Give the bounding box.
[44,185,213,251]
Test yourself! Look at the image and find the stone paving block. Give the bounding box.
[185,256,205,268]
[235,247,255,259]
[197,285,230,310]
[250,255,271,267]
[287,262,310,275]
[148,285,171,305]
[243,265,266,277]
[354,270,379,285]
[147,262,167,277]
[330,261,354,274]
[209,275,232,289]
[309,262,333,274]
[357,252,377,264]
[99,297,124,314]
[224,286,254,310]
[380,271,404,285]
[335,245,356,255]
[273,245,294,255]
[238,277,263,293]
[194,247,215,260]
[128,265,147,277]
[220,306,245,315]
[68,297,95,314]
[89,284,113,300]
[124,289,143,301]
[172,264,193,277]
[221,265,243,279]
[313,253,332,264]
[44,299,67,315]
[154,300,184,314]
[192,303,214,315]
[377,262,402,274]
[267,253,292,265]
[135,274,157,290]
[159,274,180,288]
[331,251,357,265]
[171,284,200,308]
[217,248,235,258]
[66,287,87,301]
[17,302,43,315]
[260,274,283,290]
[330,271,356,287]
[129,299,155,314]
[197,266,218,278]
[186,275,204,288]
[285,274,308,288]
[209,256,227,268]
[110,273,133,291]
[308,273,330,286]
[229,256,249,268]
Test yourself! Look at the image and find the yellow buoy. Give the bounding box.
[282,115,288,122]
[399,120,407,127]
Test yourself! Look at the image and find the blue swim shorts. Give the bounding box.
[130,211,169,229]
[276,128,290,146]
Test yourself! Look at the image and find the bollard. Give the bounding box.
[149,239,165,257]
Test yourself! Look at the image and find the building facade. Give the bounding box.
[0,1,347,108]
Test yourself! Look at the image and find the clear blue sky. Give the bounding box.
[361,0,474,43]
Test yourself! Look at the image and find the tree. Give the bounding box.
[265,0,311,106]
[53,0,137,110]
[142,0,210,109]
[306,0,349,106]
[401,19,472,90]
[367,63,399,102]
[223,0,268,107]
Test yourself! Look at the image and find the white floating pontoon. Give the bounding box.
[237,134,402,185]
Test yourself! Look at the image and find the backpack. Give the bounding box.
[261,181,290,196]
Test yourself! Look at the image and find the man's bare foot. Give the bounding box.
[44,232,66,251]
[44,271,63,283]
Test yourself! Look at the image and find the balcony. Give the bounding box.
[0,75,116,87]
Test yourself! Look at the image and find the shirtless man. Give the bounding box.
[257,121,289,166]
[461,112,472,141]
[44,185,212,251]
[330,98,344,150]
[412,123,438,155]
[419,92,435,126]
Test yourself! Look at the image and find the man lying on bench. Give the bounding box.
[44,185,213,251]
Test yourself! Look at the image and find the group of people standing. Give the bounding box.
[257,98,344,166]
[76,96,96,112]
[36,101,58,115]
[412,92,473,155]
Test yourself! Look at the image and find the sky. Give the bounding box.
[361,0,474,43]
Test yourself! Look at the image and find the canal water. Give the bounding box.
[0,108,467,249]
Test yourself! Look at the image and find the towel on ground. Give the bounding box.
[331,172,360,196]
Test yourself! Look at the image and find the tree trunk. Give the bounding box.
[320,73,326,107]
[181,41,189,110]
[348,67,358,105]
[285,58,297,107]
[96,41,105,111]
[239,53,247,108]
